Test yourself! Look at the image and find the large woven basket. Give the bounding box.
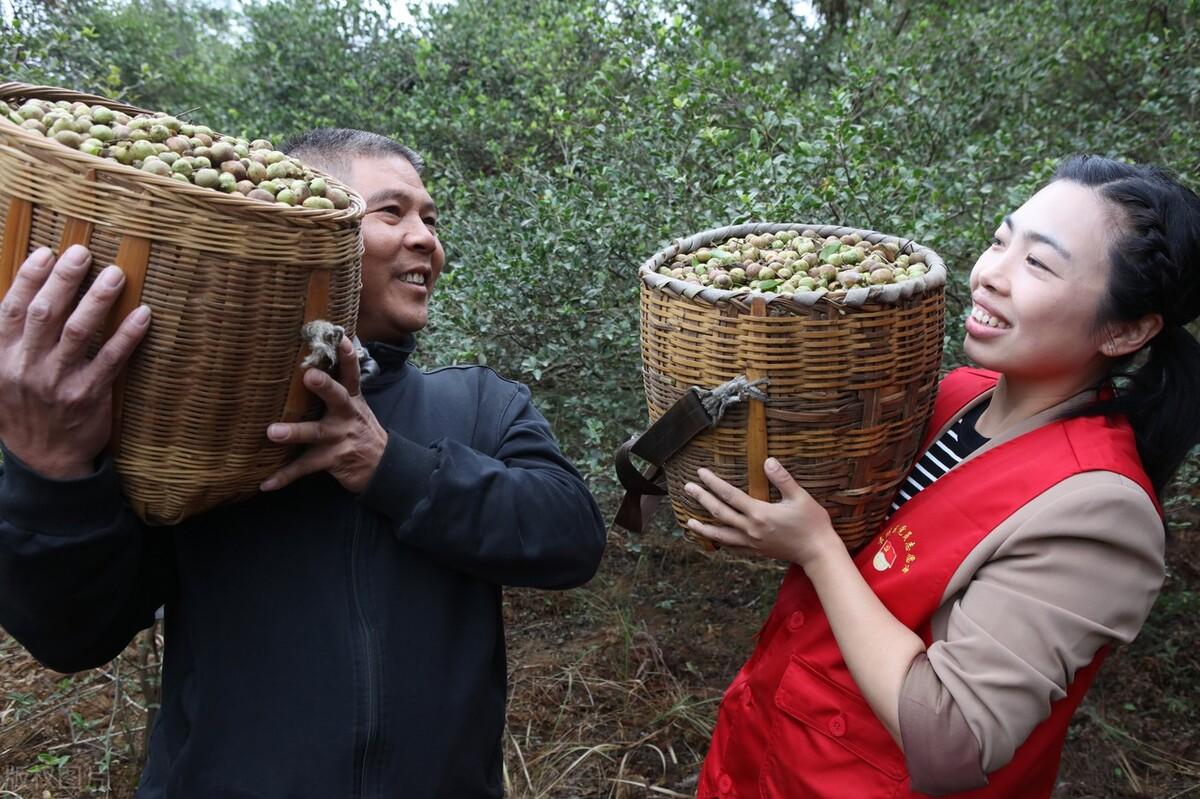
[0,82,364,525]
[639,223,946,551]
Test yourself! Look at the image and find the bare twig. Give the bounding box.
[608,779,691,798]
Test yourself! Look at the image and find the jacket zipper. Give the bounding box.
[351,508,378,798]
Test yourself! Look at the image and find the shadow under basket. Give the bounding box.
[634,222,946,552]
[0,81,365,525]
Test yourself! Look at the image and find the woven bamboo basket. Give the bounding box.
[639,222,946,551]
[0,82,364,525]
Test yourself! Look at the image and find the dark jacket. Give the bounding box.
[0,339,606,798]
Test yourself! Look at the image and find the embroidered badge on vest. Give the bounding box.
[873,524,917,573]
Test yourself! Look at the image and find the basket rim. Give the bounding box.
[0,81,154,116]
[639,222,947,310]
[0,81,365,224]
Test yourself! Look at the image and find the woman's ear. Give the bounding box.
[1102,313,1164,357]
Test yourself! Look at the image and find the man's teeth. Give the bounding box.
[970,305,1011,329]
[400,273,426,286]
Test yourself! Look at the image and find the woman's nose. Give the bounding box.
[974,250,1011,294]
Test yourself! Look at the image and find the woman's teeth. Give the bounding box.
[970,305,1011,329]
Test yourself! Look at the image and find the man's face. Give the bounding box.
[345,156,444,342]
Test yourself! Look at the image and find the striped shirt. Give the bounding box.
[890,401,990,514]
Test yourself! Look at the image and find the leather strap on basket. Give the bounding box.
[613,389,713,533]
[613,373,770,532]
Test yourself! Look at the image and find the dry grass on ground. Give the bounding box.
[0,514,1197,798]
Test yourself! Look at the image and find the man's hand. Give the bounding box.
[261,335,387,494]
[0,245,151,480]
[683,458,843,569]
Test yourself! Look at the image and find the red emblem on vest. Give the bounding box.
[873,524,916,573]
[696,368,1160,799]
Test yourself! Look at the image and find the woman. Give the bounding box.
[688,156,1200,798]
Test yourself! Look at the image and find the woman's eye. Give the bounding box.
[1026,255,1050,271]
[989,235,1003,248]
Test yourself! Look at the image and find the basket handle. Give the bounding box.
[281,270,332,423]
[0,197,33,298]
[105,234,151,456]
[746,296,770,501]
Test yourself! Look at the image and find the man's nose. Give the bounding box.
[401,216,437,253]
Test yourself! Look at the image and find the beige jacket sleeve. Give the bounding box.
[898,471,1165,795]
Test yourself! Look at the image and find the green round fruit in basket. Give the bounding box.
[0,81,366,525]
[621,223,947,552]
[1,94,348,205]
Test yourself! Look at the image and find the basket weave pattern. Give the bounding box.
[0,83,364,524]
[639,223,946,550]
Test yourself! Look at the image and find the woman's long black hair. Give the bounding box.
[1054,155,1200,496]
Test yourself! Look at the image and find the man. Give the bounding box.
[0,128,606,797]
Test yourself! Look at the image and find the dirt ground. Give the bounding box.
[1,505,1197,798]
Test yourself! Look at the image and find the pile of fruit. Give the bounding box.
[656,229,930,295]
[5,98,349,209]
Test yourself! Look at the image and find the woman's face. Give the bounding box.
[965,180,1119,386]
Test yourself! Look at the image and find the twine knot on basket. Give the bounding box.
[300,320,380,382]
[696,375,770,422]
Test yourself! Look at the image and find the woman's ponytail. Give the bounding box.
[1053,155,1200,496]
[1099,325,1200,494]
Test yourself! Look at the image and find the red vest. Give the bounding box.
[697,368,1159,799]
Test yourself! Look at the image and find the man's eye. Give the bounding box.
[423,216,438,228]
[367,205,403,220]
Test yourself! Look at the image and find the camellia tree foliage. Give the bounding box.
[5,0,1198,499]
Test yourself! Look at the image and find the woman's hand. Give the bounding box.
[691,458,926,746]
[685,457,843,569]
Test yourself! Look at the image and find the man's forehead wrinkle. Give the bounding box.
[365,186,438,213]
[365,188,408,206]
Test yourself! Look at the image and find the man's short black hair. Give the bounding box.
[280,128,424,181]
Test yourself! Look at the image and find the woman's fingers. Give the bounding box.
[694,467,758,514]
[686,518,747,549]
[685,480,747,528]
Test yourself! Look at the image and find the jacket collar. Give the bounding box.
[361,335,416,387]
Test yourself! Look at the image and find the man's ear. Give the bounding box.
[1102,313,1164,357]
